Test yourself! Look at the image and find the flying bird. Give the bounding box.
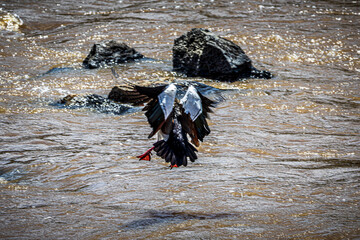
[111,69,217,168]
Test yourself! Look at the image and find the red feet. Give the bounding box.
[137,146,155,161]
[137,147,180,169]
[170,164,178,169]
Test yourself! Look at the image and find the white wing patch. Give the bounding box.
[158,83,177,120]
[180,85,202,121]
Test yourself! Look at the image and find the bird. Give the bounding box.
[111,70,217,168]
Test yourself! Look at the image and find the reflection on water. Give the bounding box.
[0,9,23,32]
[1,0,359,239]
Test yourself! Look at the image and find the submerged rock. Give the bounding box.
[58,94,134,115]
[83,40,144,69]
[172,28,272,81]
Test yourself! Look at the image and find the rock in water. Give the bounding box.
[83,40,144,69]
[58,94,132,115]
[172,28,272,81]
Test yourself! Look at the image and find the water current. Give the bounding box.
[1,0,359,239]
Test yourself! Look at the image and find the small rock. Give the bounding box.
[173,28,272,81]
[58,94,133,115]
[83,40,144,69]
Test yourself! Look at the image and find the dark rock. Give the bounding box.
[58,94,134,115]
[83,40,144,69]
[172,28,272,81]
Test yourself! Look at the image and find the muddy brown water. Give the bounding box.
[1,1,359,239]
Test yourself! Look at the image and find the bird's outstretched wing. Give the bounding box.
[108,84,167,106]
[179,85,216,147]
[111,82,177,138]
[110,67,167,105]
[143,84,177,138]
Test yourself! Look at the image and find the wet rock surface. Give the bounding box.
[83,40,144,69]
[57,94,134,115]
[173,28,272,81]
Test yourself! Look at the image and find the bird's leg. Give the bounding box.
[137,146,155,161]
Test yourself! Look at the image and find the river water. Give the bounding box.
[1,1,359,239]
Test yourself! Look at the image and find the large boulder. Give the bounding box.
[172,28,272,81]
[83,40,144,69]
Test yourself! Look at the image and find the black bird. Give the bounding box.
[111,70,217,168]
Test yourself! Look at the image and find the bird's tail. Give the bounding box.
[153,139,198,168]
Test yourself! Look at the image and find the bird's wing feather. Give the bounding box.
[142,84,177,138]
[108,86,151,105]
[109,83,177,138]
[179,85,216,146]
[156,83,177,120]
[180,85,202,121]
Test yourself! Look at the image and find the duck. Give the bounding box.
[111,69,217,168]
